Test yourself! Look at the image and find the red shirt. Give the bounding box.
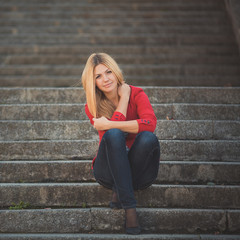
[85,85,157,168]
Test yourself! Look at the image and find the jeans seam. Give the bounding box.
[133,145,160,184]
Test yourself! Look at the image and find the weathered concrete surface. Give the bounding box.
[136,185,240,209]
[90,208,229,234]
[0,140,99,160]
[1,120,239,141]
[1,233,240,240]
[155,120,213,140]
[0,104,86,120]
[159,140,240,161]
[0,233,204,240]
[0,34,235,46]
[158,161,240,184]
[4,63,239,79]
[1,160,240,185]
[228,210,240,233]
[1,104,240,121]
[1,87,239,104]
[171,104,240,120]
[0,44,235,56]
[0,160,95,183]
[0,209,92,233]
[0,0,239,88]
[0,120,99,141]
[0,140,239,161]
[144,87,240,104]
[0,184,239,209]
[0,88,86,104]
[1,234,240,240]
[2,75,240,87]
[91,208,230,234]
[213,121,240,140]
[137,208,227,234]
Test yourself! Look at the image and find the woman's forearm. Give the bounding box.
[115,84,131,117]
[93,117,138,133]
[108,120,139,134]
[115,95,129,117]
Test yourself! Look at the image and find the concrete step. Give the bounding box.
[1,234,240,240]
[0,183,239,209]
[0,45,237,56]
[3,54,240,65]
[1,160,240,185]
[1,87,239,104]
[0,120,239,141]
[1,64,239,77]
[0,208,239,234]
[0,17,231,28]
[0,25,234,35]
[0,11,228,20]
[0,1,226,11]
[0,34,235,45]
[0,0,224,5]
[0,103,239,121]
[0,5,225,12]
[0,140,239,161]
[127,76,240,87]
[1,75,240,87]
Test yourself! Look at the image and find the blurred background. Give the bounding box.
[0,0,240,87]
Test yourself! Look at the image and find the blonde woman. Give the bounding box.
[82,53,160,235]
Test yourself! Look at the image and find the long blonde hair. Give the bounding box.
[81,53,125,118]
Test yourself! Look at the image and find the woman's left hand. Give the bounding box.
[93,116,110,131]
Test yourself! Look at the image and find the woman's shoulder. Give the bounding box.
[129,85,144,96]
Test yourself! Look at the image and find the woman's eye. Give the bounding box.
[107,71,112,74]
[96,75,100,79]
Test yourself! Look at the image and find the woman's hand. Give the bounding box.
[118,83,131,99]
[93,116,110,131]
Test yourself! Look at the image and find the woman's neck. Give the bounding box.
[105,89,119,107]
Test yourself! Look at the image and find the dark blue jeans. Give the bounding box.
[93,129,160,209]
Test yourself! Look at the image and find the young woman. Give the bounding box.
[82,53,160,235]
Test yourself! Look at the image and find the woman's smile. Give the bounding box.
[104,82,113,88]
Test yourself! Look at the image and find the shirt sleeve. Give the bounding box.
[135,89,157,133]
[110,111,126,121]
[85,104,126,123]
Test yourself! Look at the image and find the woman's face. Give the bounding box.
[94,64,118,94]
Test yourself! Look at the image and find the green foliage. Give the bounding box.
[82,202,87,208]
[9,201,31,210]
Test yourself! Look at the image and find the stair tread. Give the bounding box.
[0,233,239,240]
[0,208,239,234]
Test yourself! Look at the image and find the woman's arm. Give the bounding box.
[93,117,139,133]
[114,83,131,118]
[93,85,157,134]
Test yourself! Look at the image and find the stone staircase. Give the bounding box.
[0,0,240,239]
[0,87,240,239]
[0,0,240,87]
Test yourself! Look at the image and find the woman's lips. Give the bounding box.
[104,82,112,88]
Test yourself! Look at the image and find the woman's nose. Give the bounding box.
[103,74,109,81]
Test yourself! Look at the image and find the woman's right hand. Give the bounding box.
[118,83,131,99]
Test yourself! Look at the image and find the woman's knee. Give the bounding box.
[103,128,125,145]
[137,131,160,149]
